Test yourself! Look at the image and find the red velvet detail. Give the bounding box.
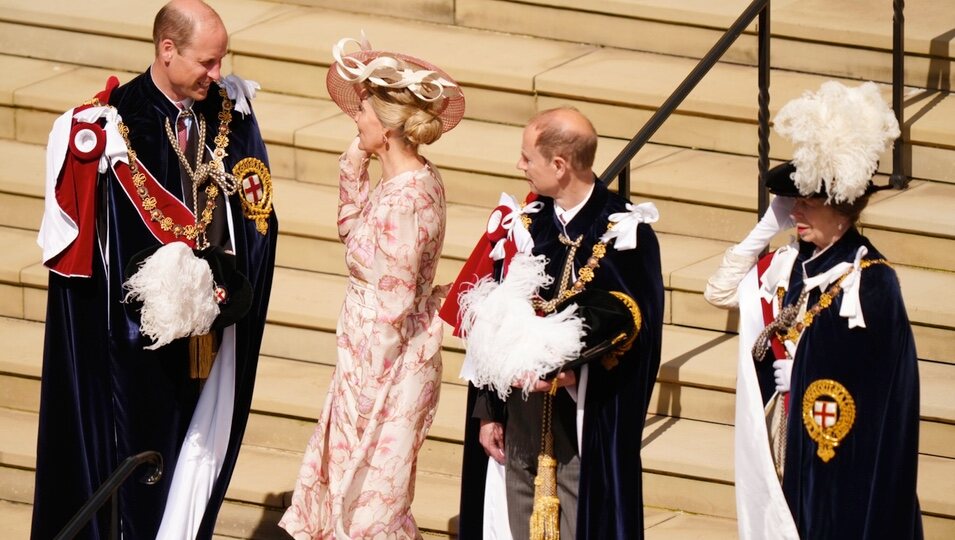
[46,121,101,277]
[485,205,512,242]
[68,122,106,162]
[438,232,494,336]
[757,251,791,413]
[438,192,540,335]
[94,76,120,105]
[112,160,197,248]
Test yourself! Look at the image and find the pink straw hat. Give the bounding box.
[326,36,466,133]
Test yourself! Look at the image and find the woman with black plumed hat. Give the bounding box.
[705,81,922,539]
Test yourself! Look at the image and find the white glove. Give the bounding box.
[703,247,756,308]
[733,196,795,258]
[773,359,794,393]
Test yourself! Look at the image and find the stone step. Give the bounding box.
[4,70,954,268]
[2,3,955,188]
[4,311,954,464]
[5,211,953,364]
[0,500,31,540]
[3,405,954,536]
[453,0,955,91]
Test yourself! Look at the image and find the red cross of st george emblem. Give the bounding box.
[243,174,263,204]
[813,400,838,428]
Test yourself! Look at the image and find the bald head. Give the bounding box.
[152,0,225,56]
[528,107,598,172]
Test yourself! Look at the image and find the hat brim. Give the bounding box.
[326,50,465,134]
[766,160,881,200]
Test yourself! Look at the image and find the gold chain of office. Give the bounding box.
[518,208,614,314]
[112,87,235,243]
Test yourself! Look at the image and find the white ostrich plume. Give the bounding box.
[123,242,219,350]
[773,81,900,204]
[457,253,585,400]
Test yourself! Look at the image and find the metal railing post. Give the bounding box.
[757,1,771,219]
[618,166,631,197]
[891,0,907,189]
[599,0,770,186]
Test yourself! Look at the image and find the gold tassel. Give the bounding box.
[188,332,218,380]
[529,381,561,540]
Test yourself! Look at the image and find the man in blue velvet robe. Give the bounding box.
[447,108,664,539]
[32,1,277,538]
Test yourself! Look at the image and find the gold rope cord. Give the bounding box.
[530,380,561,540]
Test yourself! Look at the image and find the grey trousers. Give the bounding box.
[505,450,580,539]
[503,390,581,539]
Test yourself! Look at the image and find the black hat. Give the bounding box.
[766,160,884,200]
[765,161,805,198]
[548,288,641,376]
[125,245,253,330]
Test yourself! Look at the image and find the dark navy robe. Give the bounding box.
[31,70,278,539]
[780,228,922,538]
[457,181,664,539]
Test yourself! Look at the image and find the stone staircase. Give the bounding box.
[0,0,953,538]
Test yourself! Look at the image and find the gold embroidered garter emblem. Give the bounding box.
[801,379,856,463]
[232,157,273,235]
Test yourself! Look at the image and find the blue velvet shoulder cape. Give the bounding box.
[458,182,664,539]
[780,228,922,538]
[31,70,278,540]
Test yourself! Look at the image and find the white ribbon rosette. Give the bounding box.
[486,193,542,262]
[599,201,659,251]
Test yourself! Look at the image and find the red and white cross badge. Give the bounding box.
[813,400,838,428]
[242,174,264,204]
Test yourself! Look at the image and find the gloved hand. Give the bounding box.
[733,195,796,258]
[773,359,794,393]
[704,195,795,308]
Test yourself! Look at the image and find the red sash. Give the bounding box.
[757,251,791,412]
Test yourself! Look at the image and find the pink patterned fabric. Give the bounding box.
[279,152,447,539]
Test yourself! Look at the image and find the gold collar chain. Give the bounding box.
[117,87,235,247]
[776,258,888,346]
[525,207,614,314]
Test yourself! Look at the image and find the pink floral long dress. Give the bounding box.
[279,150,447,539]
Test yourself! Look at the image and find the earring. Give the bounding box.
[837,223,844,231]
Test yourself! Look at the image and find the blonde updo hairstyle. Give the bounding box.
[364,83,445,147]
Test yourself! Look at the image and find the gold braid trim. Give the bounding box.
[530,380,561,540]
[777,259,888,345]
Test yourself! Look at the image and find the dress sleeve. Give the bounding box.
[359,181,442,410]
[337,139,370,242]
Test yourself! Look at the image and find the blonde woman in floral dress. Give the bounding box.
[279,38,465,539]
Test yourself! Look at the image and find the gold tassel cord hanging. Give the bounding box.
[530,380,561,540]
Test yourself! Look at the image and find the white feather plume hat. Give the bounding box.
[769,81,901,205]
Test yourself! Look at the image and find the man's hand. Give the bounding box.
[513,370,577,393]
[479,419,505,464]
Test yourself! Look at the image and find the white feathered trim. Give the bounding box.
[773,81,900,204]
[458,253,585,400]
[123,242,220,350]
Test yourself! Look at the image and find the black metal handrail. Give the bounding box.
[600,0,908,216]
[599,0,771,199]
[54,451,163,540]
[891,0,907,189]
